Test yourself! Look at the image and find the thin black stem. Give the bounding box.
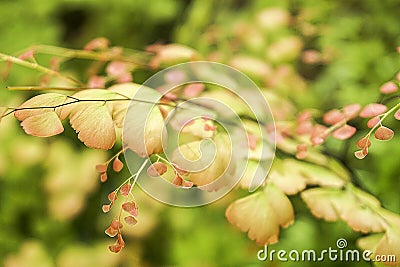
[1,97,177,119]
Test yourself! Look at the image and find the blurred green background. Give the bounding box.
[1,0,400,266]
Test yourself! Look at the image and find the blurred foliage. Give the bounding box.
[1,0,400,266]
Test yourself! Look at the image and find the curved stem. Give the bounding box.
[27,45,152,66]
[7,86,84,91]
[1,97,177,119]
[366,101,400,136]
[0,52,85,87]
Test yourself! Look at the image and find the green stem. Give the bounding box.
[28,45,152,66]
[367,101,400,136]
[105,148,127,165]
[7,86,83,91]
[0,52,84,87]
